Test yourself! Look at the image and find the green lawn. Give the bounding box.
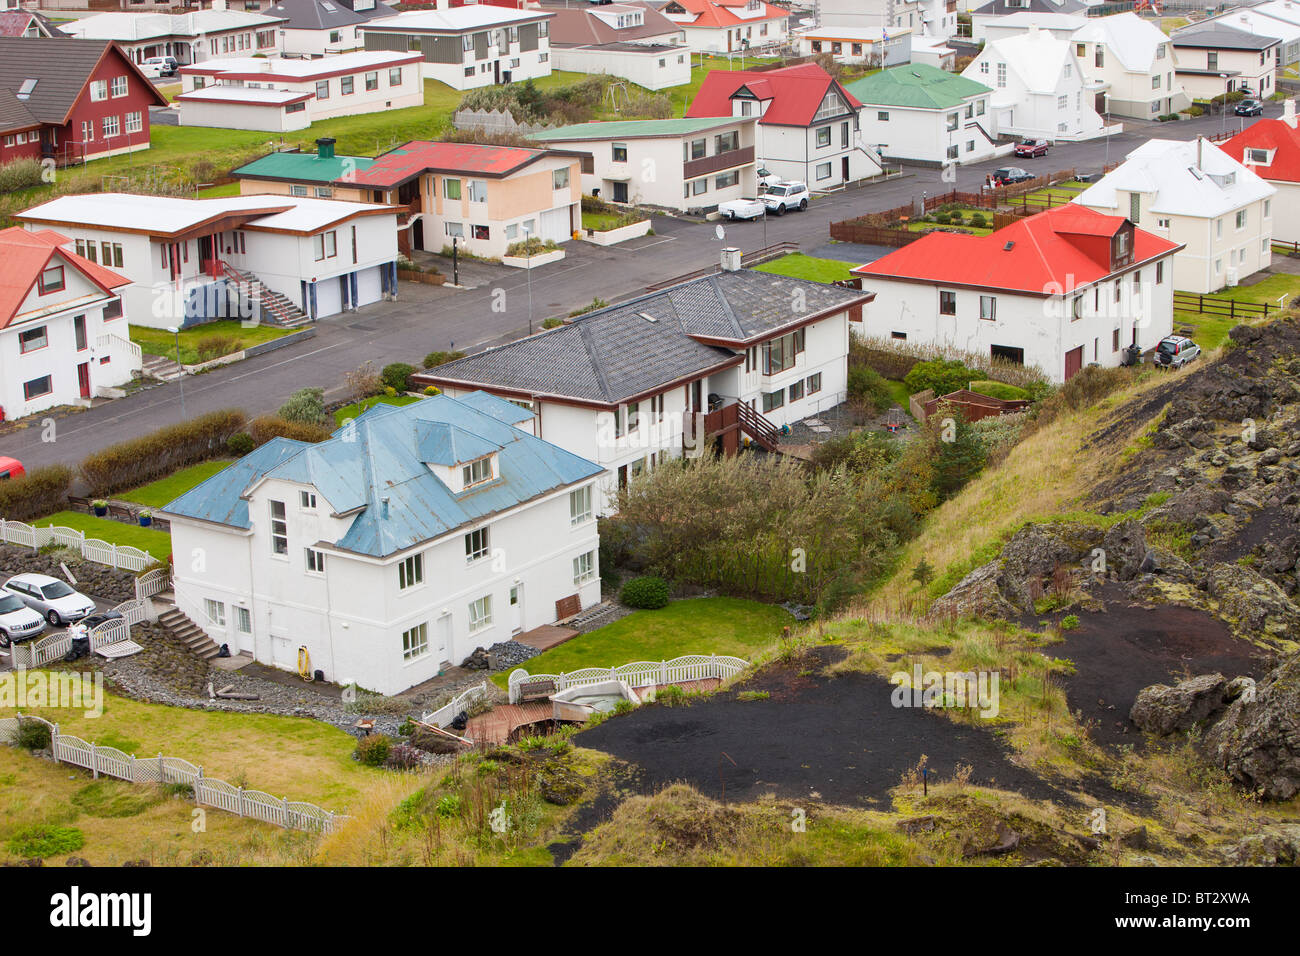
[1175,273,1300,350]
[333,394,423,426]
[884,378,913,413]
[754,252,856,284]
[118,461,232,509]
[196,181,241,198]
[581,209,647,232]
[129,320,294,366]
[491,597,791,689]
[36,511,171,558]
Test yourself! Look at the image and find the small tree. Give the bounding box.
[911,558,935,589]
[344,360,383,402]
[278,387,326,425]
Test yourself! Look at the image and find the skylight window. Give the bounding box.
[16,79,37,100]
[638,312,658,323]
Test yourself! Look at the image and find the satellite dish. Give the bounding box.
[715,224,726,240]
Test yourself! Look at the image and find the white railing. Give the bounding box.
[9,630,73,669]
[0,519,159,573]
[421,681,488,727]
[507,653,750,704]
[96,332,143,366]
[113,598,147,626]
[4,713,343,835]
[135,567,170,601]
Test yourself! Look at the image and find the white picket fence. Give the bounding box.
[0,714,344,835]
[0,519,159,573]
[134,567,170,602]
[507,653,750,704]
[7,600,144,669]
[421,681,488,727]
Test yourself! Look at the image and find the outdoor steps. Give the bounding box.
[157,607,221,662]
[221,264,312,329]
[141,353,182,382]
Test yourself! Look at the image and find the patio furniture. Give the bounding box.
[518,679,557,703]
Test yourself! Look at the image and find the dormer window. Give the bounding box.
[37,265,64,295]
[1247,148,1271,166]
[462,455,493,487]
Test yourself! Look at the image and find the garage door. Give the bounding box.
[355,266,383,308]
[314,278,342,319]
[539,205,571,243]
[1064,345,1084,381]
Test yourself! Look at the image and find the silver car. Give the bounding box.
[3,573,97,626]
[0,592,45,647]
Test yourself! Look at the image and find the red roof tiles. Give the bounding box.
[686,63,861,127]
[0,226,129,329]
[1221,118,1300,185]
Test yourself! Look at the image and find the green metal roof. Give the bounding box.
[232,151,377,184]
[843,64,991,110]
[529,116,745,142]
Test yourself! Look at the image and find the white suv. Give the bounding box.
[761,181,809,215]
[0,592,44,647]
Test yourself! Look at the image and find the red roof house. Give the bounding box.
[1221,107,1300,243]
[851,204,1184,382]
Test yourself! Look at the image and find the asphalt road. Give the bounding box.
[1,101,1280,471]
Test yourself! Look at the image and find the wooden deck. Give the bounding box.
[513,624,579,652]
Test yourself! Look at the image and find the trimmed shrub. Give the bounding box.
[542,317,564,329]
[277,386,326,424]
[226,432,255,457]
[620,575,670,609]
[969,212,987,228]
[903,358,978,398]
[381,362,416,392]
[78,410,246,497]
[7,825,84,859]
[248,415,334,447]
[0,465,72,522]
[933,212,951,225]
[968,380,1029,401]
[506,236,559,257]
[847,365,893,414]
[423,350,466,369]
[355,733,392,767]
[15,718,51,751]
[423,385,440,396]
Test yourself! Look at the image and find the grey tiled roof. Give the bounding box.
[0,38,141,125]
[424,268,869,404]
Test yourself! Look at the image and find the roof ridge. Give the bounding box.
[574,314,617,403]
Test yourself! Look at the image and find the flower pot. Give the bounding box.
[138,515,152,527]
[93,506,107,517]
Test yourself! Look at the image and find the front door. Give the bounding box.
[1064,345,1084,381]
[76,362,90,399]
[842,156,850,182]
[494,59,500,84]
[510,585,522,634]
[436,614,452,663]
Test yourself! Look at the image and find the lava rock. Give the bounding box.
[1207,651,1300,801]
[1130,673,1230,736]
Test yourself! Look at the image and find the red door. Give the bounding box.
[77,362,91,399]
[1064,346,1084,381]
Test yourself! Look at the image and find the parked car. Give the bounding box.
[991,167,1034,185]
[717,197,768,221]
[1234,99,1264,117]
[761,181,809,215]
[2,573,97,626]
[0,592,45,647]
[0,456,24,481]
[1153,334,1201,369]
[757,166,781,190]
[140,56,178,79]
[1015,139,1050,159]
[79,610,124,631]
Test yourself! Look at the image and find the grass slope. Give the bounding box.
[35,511,171,557]
[118,460,231,509]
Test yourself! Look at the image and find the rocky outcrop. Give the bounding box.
[1206,652,1300,801]
[1130,674,1231,736]
[1101,519,1147,581]
[1206,563,1300,641]
[0,544,138,604]
[1221,825,1300,865]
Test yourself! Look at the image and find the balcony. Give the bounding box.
[682,145,755,181]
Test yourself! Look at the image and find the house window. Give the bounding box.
[443,177,461,200]
[573,551,596,586]
[946,145,959,160]
[815,162,832,180]
[1156,261,1164,284]
[1249,148,1270,166]
[102,115,120,138]
[236,606,252,634]
[402,623,428,661]
[290,185,308,197]
[315,187,333,198]
[204,599,226,626]
[1130,192,1140,223]
[1152,75,1160,90]
[468,595,492,632]
[716,170,739,189]
[90,80,107,101]
[692,178,708,195]
[570,485,592,525]
[269,500,288,554]
[1095,47,1104,68]
[462,456,493,487]
[788,378,805,402]
[996,62,1006,87]
[715,130,739,153]
[389,67,402,86]
[329,30,341,44]
[1207,51,1217,71]
[689,138,706,159]
[877,110,889,121]
[445,222,464,238]
[612,142,628,162]
[316,80,330,100]
[939,290,956,315]
[1072,295,1084,321]
[465,527,490,563]
[340,75,354,95]
[22,376,52,401]
[946,112,959,131]
[1236,209,1247,230]
[467,180,488,203]
[286,102,306,114]
[807,372,822,394]
[1057,95,1067,109]
[104,300,122,321]
[305,548,325,574]
[627,401,640,432]
[365,71,379,91]
[552,167,569,190]
[979,295,996,321]
[761,389,785,413]
[472,224,490,240]
[125,111,143,134]
[300,490,316,509]
[816,126,831,147]
[37,265,64,294]
[398,553,423,589]
[761,329,804,374]
[18,327,47,353]
[313,231,337,260]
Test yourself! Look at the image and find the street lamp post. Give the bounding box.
[522,224,534,335]
[167,325,186,419]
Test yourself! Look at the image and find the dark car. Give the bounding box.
[1235,99,1264,117]
[992,166,1033,185]
[79,610,123,631]
[1014,139,1050,158]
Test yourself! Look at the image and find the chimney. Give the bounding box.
[1197,136,1203,171]
[1285,99,1298,130]
[381,496,390,519]
[720,247,742,271]
[316,137,336,159]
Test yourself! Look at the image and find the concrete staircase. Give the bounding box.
[141,353,183,382]
[157,606,222,662]
[221,263,312,329]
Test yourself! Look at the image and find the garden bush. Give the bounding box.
[423,350,466,369]
[385,742,424,771]
[248,414,334,447]
[620,575,670,609]
[847,365,893,414]
[903,358,978,398]
[506,236,559,258]
[195,333,242,363]
[542,317,564,329]
[933,212,951,225]
[277,386,326,424]
[381,362,416,392]
[7,825,84,859]
[15,718,52,751]
[226,432,255,456]
[0,157,43,194]
[807,429,898,474]
[969,212,987,228]
[79,409,246,496]
[0,465,72,522]
[355,733,392,767]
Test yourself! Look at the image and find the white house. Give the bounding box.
[1071,12,1188,120]
[0,226,140,421]
[547,4,690,92]
[969,0,1090,42]
[175,50,423,132]
[358,6,554,90]
[1074,138,1276,294]
[852,204,1182,383]
[163,393,604,695]
[260,0,399,58]
[910,35,957,71]
[686,63,883,189]
[416,255,874,514]
[963,26,1116,142]
[60,9,286,66]
[819,0,960,42]
[656,0,789,54]
[978,10,1087,45]
[791,26,912,69]
[1222,101,1300,244]
[16,193,403,328]
[529,115,759,213]
[845,63,1004,167]
[1234,0,1300,69]
[1170,20,1282,102]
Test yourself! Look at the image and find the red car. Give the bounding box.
[0,457,25,481]
[1014,139,1050,159]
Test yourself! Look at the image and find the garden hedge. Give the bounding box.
[0,465,72,522]
[78,410,246,497]
[248,415,335,447]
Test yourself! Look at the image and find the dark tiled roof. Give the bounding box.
[0,37,161,125]
[1172,22,1281,50]
[978,0,1087,13]
[0,88,39,135]
[262,0,398,31]
[422,269,870,404]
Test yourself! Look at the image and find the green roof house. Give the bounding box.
[845,64,1001,167]
[232,138,379,201]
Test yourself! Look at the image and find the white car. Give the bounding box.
[0,592,45,648]
[757,166,781,190]
[3,573,97,626]
[140,56,178,79]
[761,181,809,215]
[717,197,768,221]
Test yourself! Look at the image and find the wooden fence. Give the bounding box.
[1173,292,1279,320]
[507,653,750,704]
[828,221,923,246]
[0,714,344,835]
[0,518,159,573]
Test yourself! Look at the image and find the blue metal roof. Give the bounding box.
[455,388,534,426]
[161,393,601,557]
